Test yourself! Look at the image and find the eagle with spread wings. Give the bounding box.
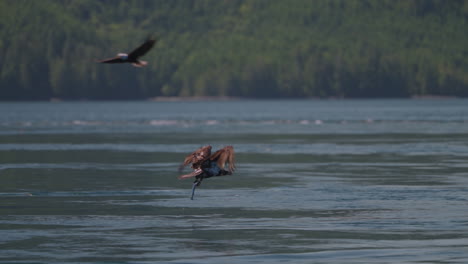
[98,37,157,67]
[178,145,236,199]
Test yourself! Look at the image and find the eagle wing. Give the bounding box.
[128,38,156,60]
[210,146,236,173]
[178,145,212,172]
[98,57,125,64]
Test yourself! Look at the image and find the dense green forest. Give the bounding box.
[1,0,468,100]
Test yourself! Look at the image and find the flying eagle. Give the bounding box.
[98,37,157,67]
[179,145,236,199]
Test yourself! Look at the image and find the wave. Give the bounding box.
[2,118,468,126]
[1,142,468,156]
[0,189,181,198]
[2,119,468,131]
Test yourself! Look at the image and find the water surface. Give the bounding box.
[1,99,468,263]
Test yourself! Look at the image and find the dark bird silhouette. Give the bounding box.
[98,37,157,67]
[179,145,236,199]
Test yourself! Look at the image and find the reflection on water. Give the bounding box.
[1,100,468,263]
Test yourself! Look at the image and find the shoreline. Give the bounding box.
[0,95,462,103]
[148,96,241,102]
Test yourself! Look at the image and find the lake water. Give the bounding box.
[1,99,468,263]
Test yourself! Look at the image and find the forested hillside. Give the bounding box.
[1,0,468,100]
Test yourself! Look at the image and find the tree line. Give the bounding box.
[1,0,467,100]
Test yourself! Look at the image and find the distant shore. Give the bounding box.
[410,95,459,100]
[149,95,461,101]
[148,96,241,102]
[36,95,463,102]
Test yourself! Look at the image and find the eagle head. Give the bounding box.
[117,53,128,60]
